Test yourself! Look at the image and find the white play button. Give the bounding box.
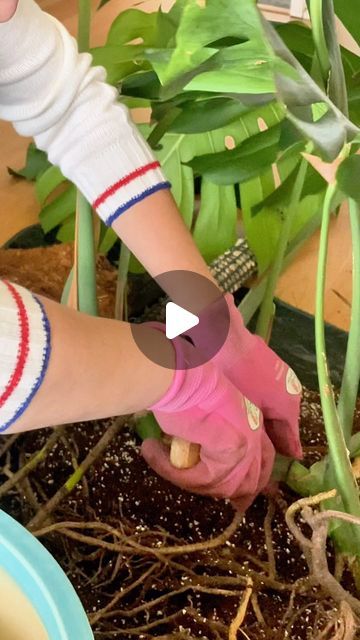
[165,302,199,339]
[130,270,230,369]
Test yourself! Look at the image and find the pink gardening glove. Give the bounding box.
[141,324,275,511]
[186,293,302,459]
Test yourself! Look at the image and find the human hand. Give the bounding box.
[141,325,275,511]
[186,293,303,460]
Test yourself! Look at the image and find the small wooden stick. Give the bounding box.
[170,437,201,469]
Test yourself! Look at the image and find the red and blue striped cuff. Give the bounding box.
[92,161,171,226]
[0,281,51,432]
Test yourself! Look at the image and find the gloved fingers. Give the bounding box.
[142,438,250,494]
[141,438,229,494]
[229,432,276,511]
[154,391,264,455]
[141,431,275,504]
[154,409,252,455]
[264,418,303,459]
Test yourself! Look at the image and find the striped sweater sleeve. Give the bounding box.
[0,281,51,432]
[0,0,170,226]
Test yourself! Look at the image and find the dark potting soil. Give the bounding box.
[0,390,358,640]
[1,244,359,639]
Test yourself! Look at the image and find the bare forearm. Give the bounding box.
[113,190,211,279]
[113,190,221,312]
[7,295,174,433]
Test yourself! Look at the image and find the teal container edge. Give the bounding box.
[0,510,94,640]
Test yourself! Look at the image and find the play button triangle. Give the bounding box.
[165,302,199,339]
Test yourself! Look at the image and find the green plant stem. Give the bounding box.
[115,242,131,320]
[315,184,360,528]
[76,191,98,316]
[337,198,360,444]
[309,0,330,87]
[256,156,308,340]
[78,0,92,53]
[135,412,162,441]
[73,1,98,316]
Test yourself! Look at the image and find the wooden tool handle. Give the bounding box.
[170,437,201,469]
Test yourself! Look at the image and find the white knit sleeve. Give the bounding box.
[0,281,51,432]
[0,0,170,226]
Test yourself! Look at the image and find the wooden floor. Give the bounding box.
[0,0,353,330]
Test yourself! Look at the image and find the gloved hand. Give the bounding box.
[141,324,275,511]
[186,293,303,460]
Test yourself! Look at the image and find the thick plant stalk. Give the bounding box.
[115,243,131,321]
[73,0,98,316]
[315,184,360,537]
[337,199,360,444]
[76,191,98,316]
[256,156,308,340]
[78,0,92,54]
[309,0,330,86]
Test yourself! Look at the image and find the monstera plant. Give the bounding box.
[10,0,360,585]
[90,0,360,567]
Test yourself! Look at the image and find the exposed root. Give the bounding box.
[3,421,360,639]
[228,577,253,640]
[0,427,64,499]
[250,591,266,627]
[314,601,357,640]
[34,510,242,557]
[28,417,127,531]
[285,490,360,619]
[89,563,160,625]
[263,498,276,579]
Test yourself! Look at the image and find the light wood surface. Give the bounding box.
[0,0,353,330]
[276,204,352,331]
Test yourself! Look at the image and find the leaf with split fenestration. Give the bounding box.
[107,8,175,48]
[262,19,359,160]
[146,39,279,100]
[238,104,326,273]
[187,124,281,185]
[138,0,358,160]
[143,0,278,97]
[137,122,245,261]
[166,97,254,134]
